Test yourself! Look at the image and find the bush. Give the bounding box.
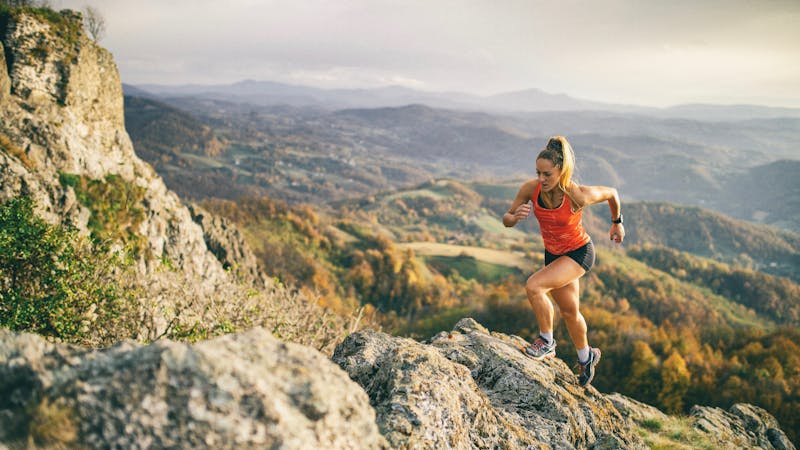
[60,173,148,257]
[0,195,371,352]
[0,195,137,344]
[135,267,367,356]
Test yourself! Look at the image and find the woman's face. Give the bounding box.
[536,158,561,192]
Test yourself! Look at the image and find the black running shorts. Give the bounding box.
[544,240,595,273]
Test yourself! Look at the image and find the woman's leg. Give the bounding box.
[549,277,588,350]
[525,257,585,335]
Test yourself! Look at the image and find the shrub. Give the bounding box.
[135,267,367,356]
[60,173,148,257]
[0,195,137,344]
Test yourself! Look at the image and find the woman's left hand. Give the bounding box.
[610,223,625,243]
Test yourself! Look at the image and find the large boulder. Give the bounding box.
[333,318,646,449]
[0,327,388,449]
[691,403,795,450]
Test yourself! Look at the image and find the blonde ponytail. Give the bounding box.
[538,136,576,190]
[538,136,581,208]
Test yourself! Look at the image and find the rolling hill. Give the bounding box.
[124,96,800,233]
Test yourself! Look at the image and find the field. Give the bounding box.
[398,242,533,271]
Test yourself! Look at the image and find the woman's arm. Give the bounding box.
[572,184,625,243]
[503,180,537,227]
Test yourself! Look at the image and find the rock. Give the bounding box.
[2,318,794,449]
[606,393,668,426]
[0,42,9,99]
[0,10,264,303]
[188,203,264,286]
[0,327,389,449]
[333,318,647,449]
[691,403,795,450]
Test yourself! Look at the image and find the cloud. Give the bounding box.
[55,0,800,107]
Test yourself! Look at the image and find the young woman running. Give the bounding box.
[502,136,624,386]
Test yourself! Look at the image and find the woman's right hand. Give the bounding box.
[511,202,532,223]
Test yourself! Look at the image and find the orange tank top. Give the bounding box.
[532,183,591,254]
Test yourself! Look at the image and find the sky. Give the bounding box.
[54,0,800,108]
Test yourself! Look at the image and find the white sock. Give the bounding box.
[539,331,554,345]
[577,346,591,364]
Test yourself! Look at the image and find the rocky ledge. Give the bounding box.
[1,318,794,449]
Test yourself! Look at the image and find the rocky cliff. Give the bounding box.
[0,9,259,287]
[1,318,794,449]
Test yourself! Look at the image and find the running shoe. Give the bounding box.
[523,335,556,360]
[577,347,601,386]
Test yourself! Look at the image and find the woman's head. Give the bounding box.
[536,136,576,192]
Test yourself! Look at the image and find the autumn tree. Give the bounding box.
[658,351,691,413]
[624,340,661,405]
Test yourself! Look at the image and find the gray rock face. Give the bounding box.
[333,318,647,449]
[1,319,795,449]
[188,203,264,285]
[691,403,795,450]
[0,42,10,100]
[0,327,389,449]
[0,11,259,292]
[606,392,669,426]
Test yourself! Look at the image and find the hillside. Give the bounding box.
[124,97,431,202]
[620,202,800,281]
[123,96,225,161]
[721,159,800,232]
[197,178,800,445]
[123,95,800,233]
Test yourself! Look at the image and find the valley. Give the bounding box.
[121,85,800,445]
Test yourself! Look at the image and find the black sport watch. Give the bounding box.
[612,214,624,224]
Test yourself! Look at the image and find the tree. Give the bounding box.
[625,340,661,405]
[658,351,691,413]
[83,6,105,42]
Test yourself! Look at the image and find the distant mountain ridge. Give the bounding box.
[124,80,800,121]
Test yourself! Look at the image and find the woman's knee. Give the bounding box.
[559,308,578,321]
[560,308,584,325]
[525,276,548,297]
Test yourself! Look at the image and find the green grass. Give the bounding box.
[471,212,522,236]
[383,188,445,202]
[468,181,520,201]
[634,416,718,450]
[398,242,531,271]
[422,254,522,283]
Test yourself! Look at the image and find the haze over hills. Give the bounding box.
[126,81,800,121]
[124,92,800,233]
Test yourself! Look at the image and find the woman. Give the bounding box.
[502,136,624,386]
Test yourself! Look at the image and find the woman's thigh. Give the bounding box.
[527,256,585,294]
